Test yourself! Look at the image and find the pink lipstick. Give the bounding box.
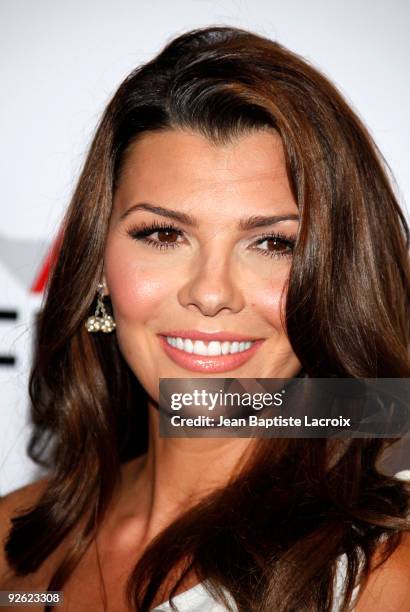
[158,331,264,373]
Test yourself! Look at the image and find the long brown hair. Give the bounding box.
[4,26,410,611]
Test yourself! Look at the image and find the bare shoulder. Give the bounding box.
[0,477,50,578]
[0,476,50,525]
[355,531,410,611]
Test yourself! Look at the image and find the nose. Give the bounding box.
[177,247,246,317]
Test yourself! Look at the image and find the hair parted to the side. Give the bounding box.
[4,25,410,612]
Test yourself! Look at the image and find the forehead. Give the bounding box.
[114,128,296,218]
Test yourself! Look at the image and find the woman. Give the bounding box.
[1,25,410,612]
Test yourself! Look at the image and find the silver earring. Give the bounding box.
[85,282,116,333]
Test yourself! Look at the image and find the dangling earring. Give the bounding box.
[85,281,116,333]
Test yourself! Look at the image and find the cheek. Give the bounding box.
[104,238,173,322]
[109,270,164,321]
[249,271,288,331]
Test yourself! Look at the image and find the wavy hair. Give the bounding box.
[4,26,410,612]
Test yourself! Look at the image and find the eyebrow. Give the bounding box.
[120,202,299,229]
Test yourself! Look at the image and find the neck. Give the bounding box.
[117,401,255,543]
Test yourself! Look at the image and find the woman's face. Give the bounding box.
[104,128,302,400]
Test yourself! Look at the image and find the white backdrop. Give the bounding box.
[1,0,409,495]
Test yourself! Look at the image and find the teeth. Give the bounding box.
[221,341,230,355]
[230,341,239,354]
[166,337,254,356]
[208,341,222,356]
[193,340,208,355]
[184,338,194,353]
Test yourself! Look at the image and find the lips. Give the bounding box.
[158,334,264,373]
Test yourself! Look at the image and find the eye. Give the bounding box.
[127,221,184,250]
[127,222,296,259]
[252,232,296,259]
[153,228,180,244]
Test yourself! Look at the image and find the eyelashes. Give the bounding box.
[128,221,183,250]
[126,220,296,259]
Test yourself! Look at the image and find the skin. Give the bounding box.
[102,127,302,541]
[1,127,409,610]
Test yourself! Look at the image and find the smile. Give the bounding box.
[165,336,254,356]
[158,334,264,373]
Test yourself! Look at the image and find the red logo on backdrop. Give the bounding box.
[30,231,62,294]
